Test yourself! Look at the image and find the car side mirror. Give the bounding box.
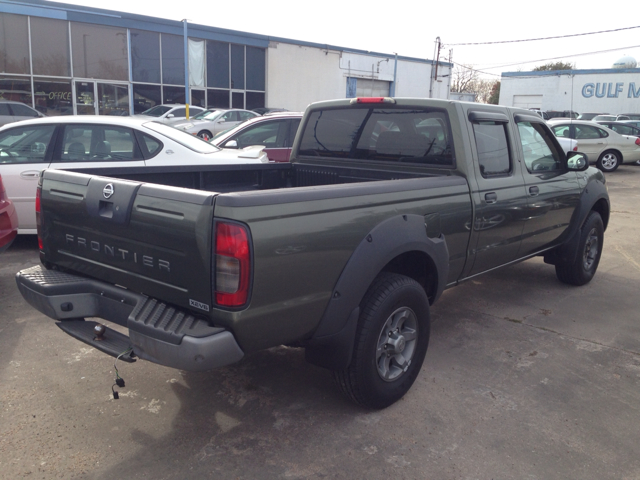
[567,151,589,171]
[225,140,238,148]
[217,118,225,123]
[167,113,174,118]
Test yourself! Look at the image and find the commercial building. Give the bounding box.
[0,0,451,117]
[499,67,640,115]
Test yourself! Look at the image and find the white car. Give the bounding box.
[135,104,205,124]
[0,116,268,233]
[174,109,260,140]
[549,119,640,172]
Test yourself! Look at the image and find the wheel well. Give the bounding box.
[591,198,610,230]
[599,149,622,161]
[198,130,212,136]
[381,251,438,304]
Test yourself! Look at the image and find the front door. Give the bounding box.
[74,81,96,115]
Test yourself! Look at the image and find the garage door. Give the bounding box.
[513,95,543,109]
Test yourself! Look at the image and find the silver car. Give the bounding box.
[0,101,45,127]
[135,104,205,124]
[174,109,259,140]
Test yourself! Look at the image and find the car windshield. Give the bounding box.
[193,109,221,120]
[141,105,172,117]
[143,122,221,153]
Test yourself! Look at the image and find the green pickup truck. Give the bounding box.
[16,98,609,408]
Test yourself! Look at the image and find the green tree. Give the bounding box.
[532,61,574,71]
[488,81,500,104]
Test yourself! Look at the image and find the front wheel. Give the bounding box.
[596,150,620,172]
[197,130,212,141]
[333,273,430,409]
[555,211,604,286]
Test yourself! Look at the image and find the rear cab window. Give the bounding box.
[298,106,454,167]
[471,121,511,177]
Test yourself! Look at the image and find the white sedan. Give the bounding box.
[0,116,268,233]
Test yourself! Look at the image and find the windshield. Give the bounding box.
[143,122,221,153]
[141,105,172,117]
[193,109,221,120]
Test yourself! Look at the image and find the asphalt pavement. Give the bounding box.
[1,166,639,479]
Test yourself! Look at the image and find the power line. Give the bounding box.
[447,26,640,46]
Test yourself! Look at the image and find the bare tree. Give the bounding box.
[451,64,499,104]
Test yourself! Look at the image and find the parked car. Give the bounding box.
[135,104,205,124]
[0,174,18,253]
[212,112,302,162]
[620,114,640,120]
[594,121,640,138]
[252,107,288,115]
[592,114,631,122]
[0,101,45,127]
[618,120,640,130]
[174,109,259,140]
[545,110,579,120]
[577,113,609,121]
[0,116,269,233]
[548,119,640,172]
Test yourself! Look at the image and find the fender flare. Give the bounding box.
[305,214,449,370]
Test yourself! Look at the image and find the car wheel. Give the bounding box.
[596,150,620,172]
[332,273,430,409]
[197,130,212,141]
[555,211,604,286]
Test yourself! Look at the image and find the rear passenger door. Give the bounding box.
[515,115,581,256]
[465,109,529,277]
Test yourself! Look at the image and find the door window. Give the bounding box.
[575,124,607,139]
[472,122,511,177]
[0,125,55,164]
[517,122,564,172]
[225,120,286,149]
[57,124,142,162]
[9,104,39,117]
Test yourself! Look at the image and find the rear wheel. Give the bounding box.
[555,211,604,286]
[197,130,212,141]
[596,150,620,172]
[333,273,430,409]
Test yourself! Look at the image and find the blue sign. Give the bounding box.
[582,82,640,98]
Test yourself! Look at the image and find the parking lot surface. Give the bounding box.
[1,167,639,480]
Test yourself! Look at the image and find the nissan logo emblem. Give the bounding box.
[103,183,114,199]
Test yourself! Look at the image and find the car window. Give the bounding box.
[0,104,11,116]
[517,122,563,173]
[226,120,287,149]
[287,118,301,146]
[141,105,172,117]
[171,108,186,118]
[238,111,256,121]
[222,111,237,122]
[0,125,55,164]
[472,122,511,177]
[56,124,142,162]
[551,125,571,138]
[143,122,221,154]
[138,132,163,158]
[575,125,607,139]
[611,124,638,136]
[10,104,39,117]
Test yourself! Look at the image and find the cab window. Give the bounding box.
[517,122,563,172]
[472,121,511,177]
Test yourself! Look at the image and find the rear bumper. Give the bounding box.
[15,265,244,371]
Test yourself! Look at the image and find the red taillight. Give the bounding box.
[35,187,43,250]
[635,137,640,146]
[214,221,251,307]
[573,145,578,151]
[349,97,396,105]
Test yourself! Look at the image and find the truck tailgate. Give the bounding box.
[39,169,217,315]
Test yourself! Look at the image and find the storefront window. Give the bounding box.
[161,34,184,86]
[207,89,229,108]
[33,78,73,116]
[0,13,30,74]
[133,84,161,114]
[0,75,32,105]
[246,47,265,91]
[191,90,205,108]
[71,22,128,80]
[163,86,185,104]
[207,41,229,89]
[31,17,71,77]
[246,91,265,110]
[231,45,244,90]
[131,30,160,84]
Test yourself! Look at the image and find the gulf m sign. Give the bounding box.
[582,82,640,98]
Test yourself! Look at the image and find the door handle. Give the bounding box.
[20,170,41,178]
[529,186,540,196]
[484,192,498,204]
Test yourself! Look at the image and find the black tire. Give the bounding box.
[596,150,620,172]
[333,273,430,409]
[197,130,212,141]
[555,211,604,286]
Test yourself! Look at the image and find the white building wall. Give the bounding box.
[266,41,450,111]
[500,69,640,115]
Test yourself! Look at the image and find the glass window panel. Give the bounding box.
[31,17,70,77]
[9,103,39,117]
[517,122,563,173]
[472,122,511,177]
[207,89,229,108]
[246,47,265,91]
[71,23,128,80]
[58,124,141,162]
[131,29,160,83]
[230,45,244,90]
[207,41,229,88]
[0,13,30,74]
[0,75,33,105]
[139,132,163,158]
[98,83,129,116]
[0,103,9,115]
[163,86,185,104]
[231,91,244,108]
[33,78,73,116]
[132,84,161,114]
[245,91,265,110]
[0,124,55,164]
[191,89,205,107]
[161,34,184,85]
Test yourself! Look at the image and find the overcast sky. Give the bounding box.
[60,0,640,77]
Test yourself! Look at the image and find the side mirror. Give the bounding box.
[567,151,589,171]
[217,118,226,123]
[167,113,174,118]
[225,140,238,148]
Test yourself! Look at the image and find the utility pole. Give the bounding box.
[428,37,441,98]
[183,19,189,119]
